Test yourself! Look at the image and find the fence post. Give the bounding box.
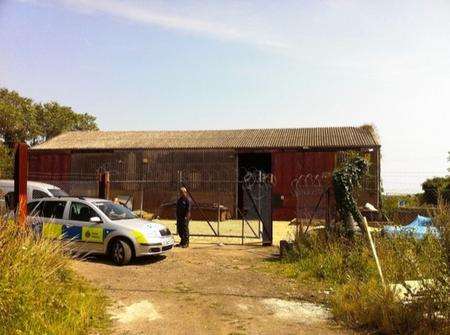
[363,217,385,288]
[325,188,331,231]
[258,171,262,235]
[241,216,244,245]
[98,171,110,199]
[14,143,28,229]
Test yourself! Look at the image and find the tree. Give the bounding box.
[422,176,450,205]
[0,87,98,146]
[34,102,98,143]
[72,113,97,132]
[0,143,13,178]
[0,88,38,147]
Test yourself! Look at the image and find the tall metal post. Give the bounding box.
[258,170,262,236]
[14,143,28,229]
[98,171,110,199]
[141,158,149,216]
[325,188,331,232]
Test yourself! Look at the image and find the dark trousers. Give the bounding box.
[177,218,190,246]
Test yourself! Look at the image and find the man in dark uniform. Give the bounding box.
[176,187,191,248]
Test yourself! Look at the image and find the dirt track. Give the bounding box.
[74,244,354,335]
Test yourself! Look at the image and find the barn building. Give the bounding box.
[28,126,381,221]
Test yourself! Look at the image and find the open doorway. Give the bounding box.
[237,152,271,213]
[237,152,273,245]
[238,153,271,176]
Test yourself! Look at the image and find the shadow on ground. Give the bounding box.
[75,253,167,266]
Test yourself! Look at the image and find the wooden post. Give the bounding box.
[98,171,110,200]
[325,188,331,232]
[14,143,28,229]
[363,217,385,288]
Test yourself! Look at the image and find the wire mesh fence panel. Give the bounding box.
[290,174,331,223]
[27,167,275,244]
[289,171,379,234]
[28,172,99,198]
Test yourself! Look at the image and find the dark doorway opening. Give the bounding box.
[238,153,271,176]
[237,152,273,245]
[237,152,271,214]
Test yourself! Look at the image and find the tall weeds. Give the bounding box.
[278,201,450,334]
[0,217,110,335]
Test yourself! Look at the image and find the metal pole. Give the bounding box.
[241,216,244,245]
[182,182,218,236]
[98,171,110,200]
[258,171,262,236]
[217,189,221,236]
[305,187,328,234]
[217,201,220,236]
[140,185,143,217]
[244,185,271,245]
[326,188,331,232]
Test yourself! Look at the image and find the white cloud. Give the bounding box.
[22,0,289,50]
[21,0,450,73]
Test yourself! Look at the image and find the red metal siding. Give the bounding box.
[29,151,71,180]
[272,151,336,220]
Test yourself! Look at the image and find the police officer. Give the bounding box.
[176,187,191,248]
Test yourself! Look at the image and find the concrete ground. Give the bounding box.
[157,219,298,246]
[74,243,354,335]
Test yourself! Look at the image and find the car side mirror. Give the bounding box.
[90,216,102,223]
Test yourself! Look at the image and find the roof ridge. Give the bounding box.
[32,125,379,150]
[61,126,363,133]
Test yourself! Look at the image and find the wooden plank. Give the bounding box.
[14,143,28,229]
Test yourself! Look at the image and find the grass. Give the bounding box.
[0,217,110,335]
[263,209,450,334]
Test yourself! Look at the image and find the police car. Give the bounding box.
[27,197,175,265]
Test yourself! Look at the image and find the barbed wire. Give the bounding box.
[290,174,325,196]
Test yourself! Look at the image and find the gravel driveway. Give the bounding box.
[73,244,354,335]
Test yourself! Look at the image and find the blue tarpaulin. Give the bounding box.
[383,215,440,239]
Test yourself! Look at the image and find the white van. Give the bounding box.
[0,180,69,208]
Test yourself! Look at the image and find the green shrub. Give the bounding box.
[0,219,110,335]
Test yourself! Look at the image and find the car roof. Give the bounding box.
[0,179,62,189]
[29,196,111,203]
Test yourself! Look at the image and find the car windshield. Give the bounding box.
[49,188,69,197]
[94,202,136,220]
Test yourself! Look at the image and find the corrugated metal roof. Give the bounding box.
[32,126,380,150]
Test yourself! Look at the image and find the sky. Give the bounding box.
[0,0,449,193]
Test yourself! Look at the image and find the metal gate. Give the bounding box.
[179,169,273,245]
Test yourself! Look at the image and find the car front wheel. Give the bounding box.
[111,239,132,266]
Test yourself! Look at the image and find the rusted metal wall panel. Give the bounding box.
[69,149,237,217]
[272,151,336,220]
[29,151,71,180]
[28,147,380,221]
[272,149,380,221]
